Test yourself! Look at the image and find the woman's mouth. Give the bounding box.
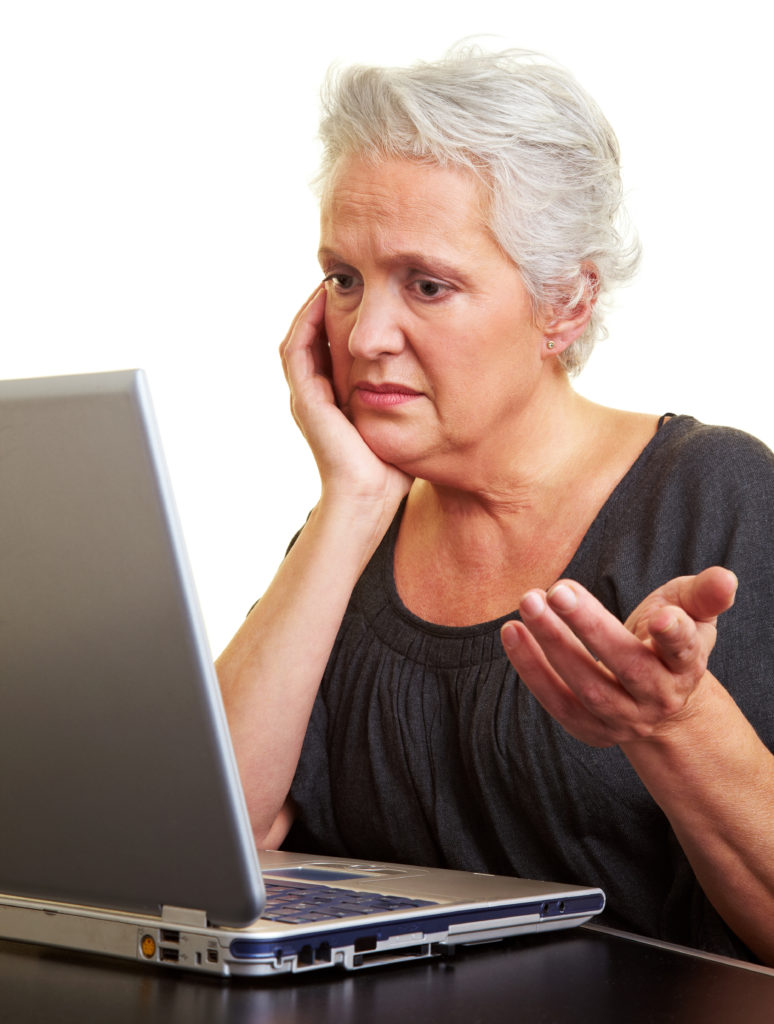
[353,382,422,408]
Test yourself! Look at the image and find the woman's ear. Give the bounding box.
[542,263,599,356]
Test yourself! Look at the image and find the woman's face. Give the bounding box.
[319,154,549,481]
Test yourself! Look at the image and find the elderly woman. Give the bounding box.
[217,48,774,964]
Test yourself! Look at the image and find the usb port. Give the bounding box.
[160,929,180,943]
[160,947,180,963]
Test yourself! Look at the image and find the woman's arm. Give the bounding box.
[500,568,774,965]
[217,286,411,848]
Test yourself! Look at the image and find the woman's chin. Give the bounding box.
[355,421,429,474]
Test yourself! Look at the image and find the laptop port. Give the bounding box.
[207,948,219,964]
[160,929,180,943]
[160,947,180,963]
[298,945,314,966]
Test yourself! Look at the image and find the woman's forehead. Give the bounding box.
[320,154,491,251]
[328,152,485,202]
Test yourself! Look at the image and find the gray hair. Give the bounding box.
[315,46,641,374]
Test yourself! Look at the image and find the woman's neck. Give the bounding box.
[412,389,616,517]
[394,398,659,626]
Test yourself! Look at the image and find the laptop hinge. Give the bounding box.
[161,904,209,928]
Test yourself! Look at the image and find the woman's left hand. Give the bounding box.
[501,567,774,966]
[500,566,738,747]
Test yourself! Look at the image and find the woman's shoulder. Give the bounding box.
[637,414,774,492]
[588,415,774,623]
[658,414,773,453]
[594,413,774,563]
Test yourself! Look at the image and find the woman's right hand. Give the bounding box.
[280,285,413,512]
[219,286,413,848]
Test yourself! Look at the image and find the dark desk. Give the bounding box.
[3,925,774,1023]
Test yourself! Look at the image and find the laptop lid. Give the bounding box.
[0,370,264,927]
[0,369,604,976]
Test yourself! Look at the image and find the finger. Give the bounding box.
[280,289,332,402]
[541,582,714,719]
[537,582,672,705]
[518,589,652,723]
[647,606,705,673]
[541,583,649,681]
[659,567,738,623]
[279,286,327,376]
[520,589,605,670]
[281,283,326,340]
[686,566,738,620]
[500,620,614,746]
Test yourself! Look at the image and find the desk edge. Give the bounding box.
[583,923,774,978]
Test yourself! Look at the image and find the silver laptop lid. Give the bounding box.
[0,370,263,927]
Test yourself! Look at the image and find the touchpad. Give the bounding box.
[264,864,414,882]
[264,867,377,882]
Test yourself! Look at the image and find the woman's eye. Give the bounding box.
[324,273,357,291]
[414,279,448,299]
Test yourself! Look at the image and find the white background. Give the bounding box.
[2,1,771,655]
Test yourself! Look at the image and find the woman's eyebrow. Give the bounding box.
[318,246,469,282]
[317,247,344,267]
[387,250,467,280]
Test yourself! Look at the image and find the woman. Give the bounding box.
[217,48,774,964]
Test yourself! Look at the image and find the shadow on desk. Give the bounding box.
[2,926,774,1024]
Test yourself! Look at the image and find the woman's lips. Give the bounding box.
[353,382,422,408]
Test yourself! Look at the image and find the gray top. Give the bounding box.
[286,416,774,960]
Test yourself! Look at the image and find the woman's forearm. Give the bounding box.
[503,570,774,963]
[622,675,774,965]
[216,495,397,848]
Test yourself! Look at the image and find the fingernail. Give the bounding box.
[501,622,520,647]
[520,591,546,618]
[547,583,577,613]
[652,612,679,636]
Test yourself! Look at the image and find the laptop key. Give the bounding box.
[261,881,437,923]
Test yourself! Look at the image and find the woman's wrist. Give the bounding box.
[311,486,404,567]
[620,672,768,823]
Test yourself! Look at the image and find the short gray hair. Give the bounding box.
[315,46,641,374]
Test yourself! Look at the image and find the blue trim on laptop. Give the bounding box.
[230,893,605,960]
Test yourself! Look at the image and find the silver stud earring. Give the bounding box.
[546,341,555,350]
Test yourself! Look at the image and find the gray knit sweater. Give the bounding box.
[285,417,774,961]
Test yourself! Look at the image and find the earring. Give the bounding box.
[546,341,556,350]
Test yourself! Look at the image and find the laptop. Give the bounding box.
[0,369,605,977]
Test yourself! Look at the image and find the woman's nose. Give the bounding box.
[347,288,406,359]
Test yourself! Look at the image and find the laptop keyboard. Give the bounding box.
[261,880,438,924]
